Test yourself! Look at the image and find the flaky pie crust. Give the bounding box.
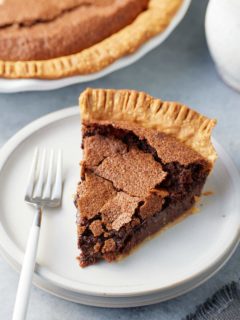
[79,88,217,167]
[0,0,183,79]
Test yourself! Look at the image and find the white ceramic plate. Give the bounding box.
[0,107,239,307]
[0,0,191,93]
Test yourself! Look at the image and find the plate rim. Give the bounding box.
[1,240,238,307]
[0,106,240,298]
[0,0,191,93]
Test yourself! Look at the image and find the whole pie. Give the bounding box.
[75,88,217,267]
[0,0,183,79]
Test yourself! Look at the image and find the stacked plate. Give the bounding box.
[0,108,239,307]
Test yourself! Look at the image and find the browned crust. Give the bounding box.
[79,88,217,167]
[0,0,183,79]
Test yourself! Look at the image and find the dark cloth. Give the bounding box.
[185,282,240,320]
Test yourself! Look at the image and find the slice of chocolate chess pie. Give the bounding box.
[75,88,217,267]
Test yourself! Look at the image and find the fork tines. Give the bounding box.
[25,148,63,207]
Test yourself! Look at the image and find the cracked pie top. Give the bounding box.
[0,0,183,79]
[75,88,217,267]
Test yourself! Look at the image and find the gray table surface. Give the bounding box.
[1,1,240,319]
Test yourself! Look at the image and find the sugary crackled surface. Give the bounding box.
[0,0,183,78]
[77,134,167,231]
[95,147,167,197]
[113,122,204,165]
[0,0,115,26]
[0,0,148,61]
[77,173,116,220]
[139,191,166,220]
[80,88,217,167]
[83,134,127,167]
[100,192,141,231]
[84,120,206,166]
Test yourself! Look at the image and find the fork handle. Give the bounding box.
[12,207,42,320]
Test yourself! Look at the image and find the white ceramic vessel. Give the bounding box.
[205,0,240,91]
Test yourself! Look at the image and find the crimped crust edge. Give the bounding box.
[79,88,217,167]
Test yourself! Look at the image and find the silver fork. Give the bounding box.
[12,148,63,320]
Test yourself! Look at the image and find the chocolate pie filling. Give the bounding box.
[75,121,210,267]
[0,0,149,61]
